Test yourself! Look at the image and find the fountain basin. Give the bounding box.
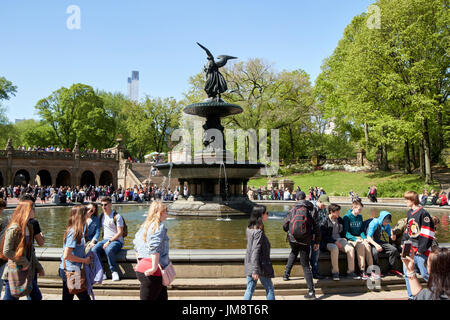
[183,100,243,118]
[155,162,264,180]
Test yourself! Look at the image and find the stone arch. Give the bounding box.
[99,170,113,186]
[14,169,31,186]
[56,170,71,187]
[36,169,52,187]
[80,170,95,187]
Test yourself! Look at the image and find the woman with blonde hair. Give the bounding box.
[58,205,92,300]
[0,196,44,300]
[133,201,170,300]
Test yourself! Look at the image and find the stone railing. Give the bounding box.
[0,149,117,161]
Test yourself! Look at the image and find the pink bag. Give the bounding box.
[159,262,176,286]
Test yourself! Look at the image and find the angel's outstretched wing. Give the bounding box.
[197,42,214,60]
[216,55,237,68]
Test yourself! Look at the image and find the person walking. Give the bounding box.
[282,200,320,299]
[59,205,92,300]
[0,196,45,300]
[133,201,170,300]
[92,197,124,281]
[244,205,275,300]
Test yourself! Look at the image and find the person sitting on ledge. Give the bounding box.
[343,200,373,280]
[320,204,360,281]
[366,210,402,279]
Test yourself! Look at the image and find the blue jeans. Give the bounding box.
[310,245,320,276]
[243,276,275,300]
[92,240,123,273]
[3,275,42,300]
[404,253,428,299]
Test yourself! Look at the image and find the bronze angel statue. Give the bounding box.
[197,42,237,100]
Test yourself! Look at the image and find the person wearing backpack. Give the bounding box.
[91,196,125,281]
[320,204,360,281]
[282,199,320,299]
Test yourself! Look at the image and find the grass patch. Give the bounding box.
[249,171,440,198]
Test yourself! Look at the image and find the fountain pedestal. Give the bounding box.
[155,99,264,217]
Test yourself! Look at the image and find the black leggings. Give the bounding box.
[284,242,314,291]
[62,281,91,301]
[371,242,401,271]
[136,272,168,301]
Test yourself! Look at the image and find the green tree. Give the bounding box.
[0,77,18,147]
[0,77,17,101]
[96,90,132,146]
[315,0,449,182]
[184,59,326,162]
[35,84,115,150]
[12,119,57,148]
[123,97,183,160]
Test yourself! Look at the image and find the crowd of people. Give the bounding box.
[13,145,114,154]
[0,186,448,301]
[247,185,327,201]
[0,184,187,205]
[245,190,448,300]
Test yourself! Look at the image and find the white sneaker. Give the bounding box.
[112,271,120,281]
[102,273,107,281]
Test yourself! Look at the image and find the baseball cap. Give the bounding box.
[318,194,330,205]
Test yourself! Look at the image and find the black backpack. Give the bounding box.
[288,206,311,244]
[100,211,128,238]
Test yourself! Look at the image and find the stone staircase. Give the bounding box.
[128,163,178,190]
[36,276,416,298]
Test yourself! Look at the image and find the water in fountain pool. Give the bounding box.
[1,204,447,250]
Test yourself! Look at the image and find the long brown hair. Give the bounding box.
[428,247,450,299]
[0,200,34,260]
[141,201,166,240]
[64,205,88,245]
[87,202,98,217]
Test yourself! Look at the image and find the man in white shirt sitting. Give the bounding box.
[91,196,124,281]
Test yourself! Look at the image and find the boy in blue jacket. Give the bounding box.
[366,211,402,279]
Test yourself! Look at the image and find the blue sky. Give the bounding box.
[0,0,375,121]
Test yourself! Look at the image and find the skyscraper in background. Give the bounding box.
[127,71,139,101]
[127,77,132,99]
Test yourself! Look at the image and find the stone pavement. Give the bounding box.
[9,290,409,300]
[1,275,412,300]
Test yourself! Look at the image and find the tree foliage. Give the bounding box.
[35,83,114,150]
[315,0,449,180]
[122,97,183,160]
